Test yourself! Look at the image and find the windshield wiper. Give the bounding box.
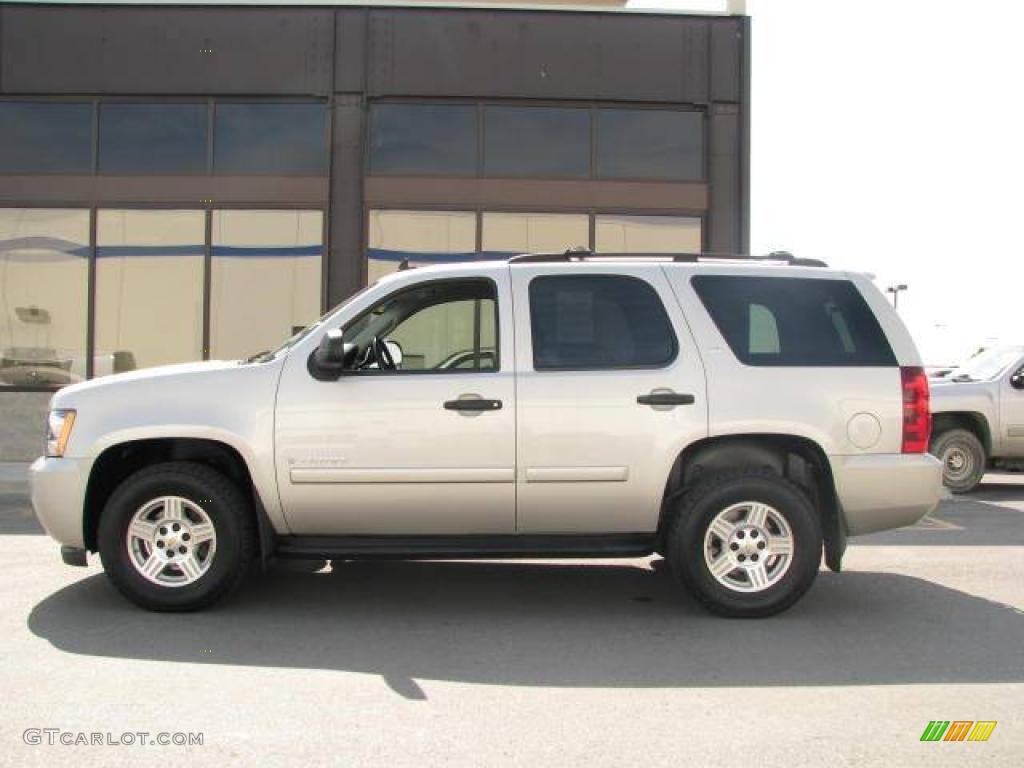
[951,373,976,382]
[243,350,272,364]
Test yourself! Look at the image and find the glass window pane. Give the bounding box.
[211,210,323,360]
[392,297,497,371]
[595,215,701,253]
[369,104,477,176]
[99,103,208,173]
[344,280,497,373]
[691,276,898,367]
[0,103,93,173]
[367,210,477,283]
[95,210,205,374]
[214,103,327,174]
[595,109,703,180]
[0,209,89,386]
[483,106,589,178]
[749,304,781,355]
[529,275,677,370]
[481,212,589,257]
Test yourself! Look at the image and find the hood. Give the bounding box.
[929,377,989,394]
[51,359,261,409]
[928,376,996,409]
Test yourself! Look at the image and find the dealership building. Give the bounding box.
[0,0,750,458]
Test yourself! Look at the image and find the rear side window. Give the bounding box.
[529,275,677,370]
[691,275,896,367]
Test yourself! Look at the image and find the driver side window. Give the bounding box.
[344,279,498,373]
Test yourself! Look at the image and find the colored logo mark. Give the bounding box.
[920,721,997,742]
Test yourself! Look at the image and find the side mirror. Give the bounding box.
[1011,368,1024,390]
[383,339,404,368]
[309,329,350,380]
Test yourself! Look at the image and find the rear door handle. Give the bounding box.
[637,392,695,407]
[444,398,502,412]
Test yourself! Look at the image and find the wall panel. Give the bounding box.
[368,9,710,104]
[1,7,334,94]
[328,97,366,305]
[708,104,741,253]
[334,8,367,94]
[710,18,743,103]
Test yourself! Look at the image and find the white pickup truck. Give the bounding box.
[29,252,943,617]
[930,344,1024,492]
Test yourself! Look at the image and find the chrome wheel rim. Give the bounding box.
[942,443,974,484]
[126,496,216,587]
[703,501,794,593]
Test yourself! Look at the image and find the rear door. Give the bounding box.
[510,263,708,533]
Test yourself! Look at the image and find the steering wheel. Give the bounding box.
[372,336,396,371]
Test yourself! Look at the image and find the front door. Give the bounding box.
[999,357,1024,456]
[510,264,708,533]
[275,272,516,534]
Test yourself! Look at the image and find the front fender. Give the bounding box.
[55,359,288,534]
[83,424,287,534]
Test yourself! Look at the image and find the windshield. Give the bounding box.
[950,346,1024,382]
[246,283,378,363]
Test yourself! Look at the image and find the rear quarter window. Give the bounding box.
[691,275,896,367]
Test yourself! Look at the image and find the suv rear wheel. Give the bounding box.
[98,462,256,611]
[930,428,986,494]
[666,468,822,617]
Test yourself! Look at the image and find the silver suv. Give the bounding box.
[29,253,943,617]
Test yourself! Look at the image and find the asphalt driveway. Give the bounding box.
[1,463,1021,767]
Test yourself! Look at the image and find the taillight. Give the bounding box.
[900,366,931,453]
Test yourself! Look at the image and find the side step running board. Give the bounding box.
[274,533,656,560]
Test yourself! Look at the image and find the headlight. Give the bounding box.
[46,409,76,458]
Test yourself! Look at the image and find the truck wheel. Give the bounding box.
[98,462,257,611]
[666,468,822,618]
[930,428,986,494]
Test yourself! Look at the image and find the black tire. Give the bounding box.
[98,462,257,611]
[930,428,986,494]
[665,468,823,618]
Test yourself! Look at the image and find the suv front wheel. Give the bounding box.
[98,462,257,611]
[666,468,823,617]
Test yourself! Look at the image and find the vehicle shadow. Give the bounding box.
[27,560,1024,696]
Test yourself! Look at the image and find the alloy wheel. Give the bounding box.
[703,501,795,593]
[125,496,217,587]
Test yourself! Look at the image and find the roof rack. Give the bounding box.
[508,248,828,268]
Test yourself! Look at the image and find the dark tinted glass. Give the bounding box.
[530,275,677,370]
[483,106,589,177]
[0,102,93,173]
[214,103,327,174]
[691,276,897,367]
[369,104,477,176]
[99,103,208,173]
[595,109,703,180]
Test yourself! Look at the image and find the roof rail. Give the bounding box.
[508,248,828,268]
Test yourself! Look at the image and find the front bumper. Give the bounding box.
[28,456,93,549]
[830,453,944,536]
